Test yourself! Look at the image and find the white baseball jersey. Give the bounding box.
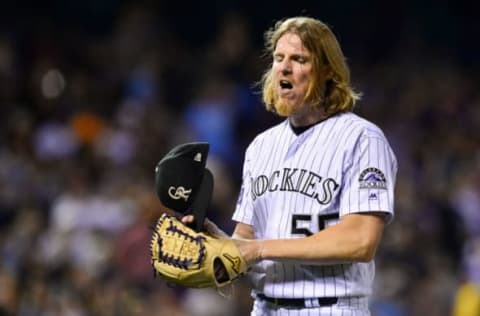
[232,112,397,314]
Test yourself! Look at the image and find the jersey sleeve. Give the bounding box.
[338,129,398,224]
[232,142,255,225]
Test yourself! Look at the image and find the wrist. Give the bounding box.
[234,239,264,265]
[257,240,265,261]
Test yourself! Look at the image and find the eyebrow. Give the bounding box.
[273,52,310,58]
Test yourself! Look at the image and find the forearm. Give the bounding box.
[235,213,385,266]
[261,214,385,263]
[262,230,374,264]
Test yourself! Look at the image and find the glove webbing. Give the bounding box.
[150,216,206,277]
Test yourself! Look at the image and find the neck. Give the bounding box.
[289,107,327,127]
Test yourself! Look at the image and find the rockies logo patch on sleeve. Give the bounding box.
[359,167,387,189]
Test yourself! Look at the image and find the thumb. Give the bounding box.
[181,215,195,224]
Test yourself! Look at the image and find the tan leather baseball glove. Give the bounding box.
[150,213,248,288]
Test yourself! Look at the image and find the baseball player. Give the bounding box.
[180,16,397,315]
[229,17,397,316]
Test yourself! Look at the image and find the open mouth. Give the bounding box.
[279,80,293,90]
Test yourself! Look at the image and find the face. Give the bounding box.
[272,32,313,117]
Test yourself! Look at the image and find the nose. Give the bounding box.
[281,68,292,76]
[279,59,292,75]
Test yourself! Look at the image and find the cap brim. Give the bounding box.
[189,168,214,232]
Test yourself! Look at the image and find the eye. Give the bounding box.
[273,54,283,62]
[295,56,307,63]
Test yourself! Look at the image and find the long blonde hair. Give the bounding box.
[261,17,361,116]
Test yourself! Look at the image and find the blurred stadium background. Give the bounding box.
[0,0,479,315]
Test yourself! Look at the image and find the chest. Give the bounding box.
[249,128,346,211]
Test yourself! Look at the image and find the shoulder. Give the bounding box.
[334,112,396,164]
[336,112,388,141]
[245,119,289,154]
[339,112,397,166]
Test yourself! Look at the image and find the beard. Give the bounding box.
[273,98,298,117]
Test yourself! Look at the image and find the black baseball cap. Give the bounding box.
[154,142,213,231]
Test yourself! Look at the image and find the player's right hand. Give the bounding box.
[181,215,195,225]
